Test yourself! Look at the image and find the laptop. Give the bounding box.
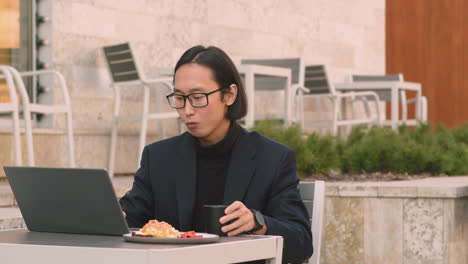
[3,166,130,236]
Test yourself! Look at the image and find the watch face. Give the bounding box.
[255,211,265,226]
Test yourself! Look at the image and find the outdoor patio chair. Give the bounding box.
[1,65,75,167]
[352,74,428,123]
[102,43,179,177]
[298,181,325,264]
[240,58,302,124]
[298,65,382,136]
[0,66,21,165]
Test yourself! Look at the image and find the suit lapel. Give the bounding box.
[175,133,196,230]
[224,130,258,204]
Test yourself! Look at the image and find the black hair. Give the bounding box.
[173,45,247,120]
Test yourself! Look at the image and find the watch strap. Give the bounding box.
[249,209,264,233]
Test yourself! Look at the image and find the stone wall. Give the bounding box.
[51,0,385,126]
[1,0,385,173]
[321,177,468,264]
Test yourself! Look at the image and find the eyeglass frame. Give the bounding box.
[166,87,229,109]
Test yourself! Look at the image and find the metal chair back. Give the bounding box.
[241,58,304,90]
[102,43,179,177]
[2,66,75,167]
[241,58,303,84]
[298,181,325,264]
[0,66,22,165]
[351,74,403,101]
[103,43,141,83]
[303,65,334,95]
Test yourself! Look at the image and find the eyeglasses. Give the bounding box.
[166,87,227,109]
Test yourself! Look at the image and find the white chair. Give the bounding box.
[298,181,325,264]
[351,74,428,124]
[297,65,382,136]
[2,65,75,167]
[0,66,21,165]
[102,43,179,177]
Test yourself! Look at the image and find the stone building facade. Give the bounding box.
[1,0,385,174]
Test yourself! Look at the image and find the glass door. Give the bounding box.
[0,0,20,103]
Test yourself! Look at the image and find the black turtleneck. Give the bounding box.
[191,121,242,232]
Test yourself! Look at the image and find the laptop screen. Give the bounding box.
[4,166,129,236]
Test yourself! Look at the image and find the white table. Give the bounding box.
[0,229,283,264]
[237,64,292,128]
[334,81,422,130]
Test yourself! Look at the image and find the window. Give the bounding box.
[0,0,35,124]
[1,0,35,89]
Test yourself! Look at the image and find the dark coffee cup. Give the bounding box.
[203,205,229,236]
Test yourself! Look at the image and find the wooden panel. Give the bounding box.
[387,0,467,127]
[459,0,468,126]
[0,83,9,103]
[0,0,20,49]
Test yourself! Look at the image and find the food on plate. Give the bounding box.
[131,220,203,238]
[134,220,180,238]
[180,230,203,238]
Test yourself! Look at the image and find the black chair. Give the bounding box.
[102,43,179,177]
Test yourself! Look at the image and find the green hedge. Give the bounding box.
[252,120,468,179]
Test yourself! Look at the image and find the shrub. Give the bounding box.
[252,119,468,177]
[252,120,338,178]
[303,133,340,175]
[341,124,468,175]
[452,122,468,145]
[339,126,401,173]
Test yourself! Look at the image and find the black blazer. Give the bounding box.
[120,129,313,263]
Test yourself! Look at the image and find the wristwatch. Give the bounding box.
[249,209,265,233]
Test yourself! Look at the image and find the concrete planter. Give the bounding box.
[311,177,468,264]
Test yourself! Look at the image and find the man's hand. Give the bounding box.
[219,201,267,236]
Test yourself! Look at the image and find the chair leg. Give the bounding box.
[11,108,22,165]
[421,96,428,121]
[23,106,35,166]
[0,66,22,165]
[7,66,34,165]
[361,97,372,128]
[337,95,348,136]
[347,97,357,135]
[66,110,75,168]
[108,86,120,178]
[138,85,150,166]
[318,95,325,135]
[108,121,119,177]
[331,97,339,136]
[400,90,408,122]
[297,91,305,129]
